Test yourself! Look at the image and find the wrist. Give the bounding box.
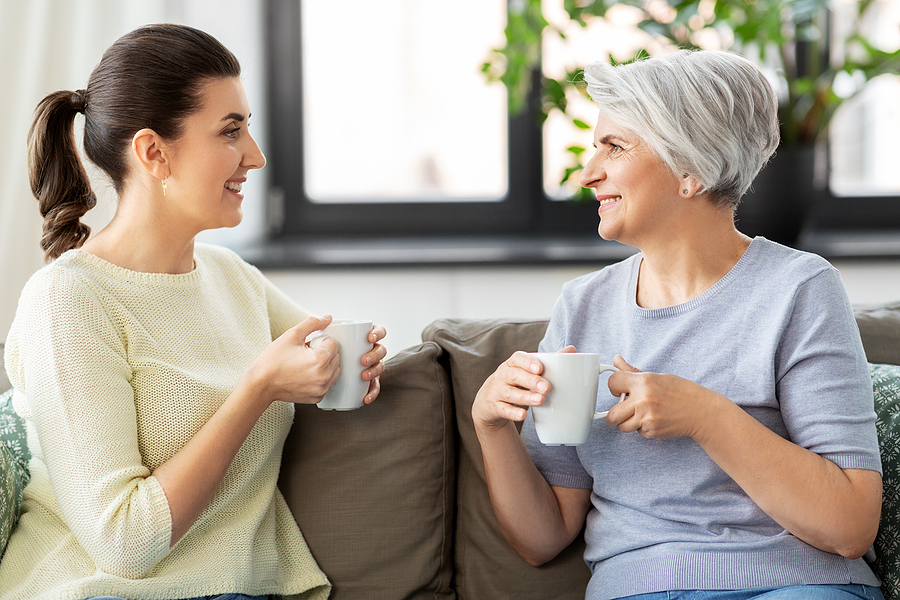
[236,363,275,411]
[690,389,731,447]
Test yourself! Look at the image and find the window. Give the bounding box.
[262,0,900,265]
[264,0,605,251]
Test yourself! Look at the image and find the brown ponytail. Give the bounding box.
[26,24,241,262]
[27,90,97,261]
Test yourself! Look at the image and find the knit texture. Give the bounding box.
[523,237,882,599]
[0,244,330,600]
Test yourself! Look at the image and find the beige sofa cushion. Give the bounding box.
[855,302,900,366]
[424,318,591,600]
[279,341,456,600]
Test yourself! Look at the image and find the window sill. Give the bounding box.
[237,234,637,269]
[237,229,900,270]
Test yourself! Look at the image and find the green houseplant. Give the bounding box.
[483,0,900,243]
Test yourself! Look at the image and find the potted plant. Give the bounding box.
[482,0,900,245]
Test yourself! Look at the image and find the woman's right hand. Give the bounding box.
[472,350,551,433]
[244,315,341,405]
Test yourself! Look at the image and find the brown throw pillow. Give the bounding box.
[423,318,591,600]
[279,341,456,600]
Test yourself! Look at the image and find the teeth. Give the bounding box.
[599,196,621,206]
[225,181,242,192]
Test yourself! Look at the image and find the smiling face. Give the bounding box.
[579,111,683,246]
[164,77,266,233]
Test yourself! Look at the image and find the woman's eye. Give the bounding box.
[224,127,240,139]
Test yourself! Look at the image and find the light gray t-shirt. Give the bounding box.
[521,237,882,600]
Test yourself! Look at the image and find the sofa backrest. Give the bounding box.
[855,302,900,366]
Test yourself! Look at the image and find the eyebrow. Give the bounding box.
[222,112,248,122]
[598,133,626,145]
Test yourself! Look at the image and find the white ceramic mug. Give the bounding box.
[308,319,374,410]
[529,352,625,446]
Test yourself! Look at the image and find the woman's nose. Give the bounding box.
[244,133,267,170]
[579,151,605,188]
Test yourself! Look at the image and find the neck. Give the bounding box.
[635,207,751,309]
[81,194,197,275]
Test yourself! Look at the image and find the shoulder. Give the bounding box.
[17,251,106,310]
[194,242,250,269]
[748,237,834,281]
[194,243,265,283]
[558,253,639,302]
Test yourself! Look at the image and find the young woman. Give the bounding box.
[1,24,387,600]
[473,50,884,600]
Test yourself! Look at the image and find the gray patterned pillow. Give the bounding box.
[0,389,29,513]
[870,363,900,599]
[0,442,17,557]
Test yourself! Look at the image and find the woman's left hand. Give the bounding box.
[605,354,722,440]
[361,324,388,404]
[606,355,882,559]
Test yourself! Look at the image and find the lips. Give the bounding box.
[598,195,621,207]
[224,181,243,193]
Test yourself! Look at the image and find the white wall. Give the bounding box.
[0,0,267,338]
[265,260,900,358]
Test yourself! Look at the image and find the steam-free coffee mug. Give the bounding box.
[308,319,374,410]
[529,352,625,446]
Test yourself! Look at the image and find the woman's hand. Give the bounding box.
[473,346,576,433]
[244,315,341,406]
[605,354,722,440]
[605,355,881,558]
[361,324,388,404]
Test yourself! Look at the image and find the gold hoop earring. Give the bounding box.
[162,178,168,197]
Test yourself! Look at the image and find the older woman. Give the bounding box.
[472,50,884,600]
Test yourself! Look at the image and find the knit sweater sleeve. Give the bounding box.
[259,269,312,339]
[7,267,172,578]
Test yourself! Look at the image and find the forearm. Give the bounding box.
[696,392,882,558]
[153,376,270,546]
[477,420,588,566]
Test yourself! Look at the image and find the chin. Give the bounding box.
[597,223,616,242]
[223,210,244,229]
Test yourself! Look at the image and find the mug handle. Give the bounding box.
[593,364,627,420]
[307,333,332,349]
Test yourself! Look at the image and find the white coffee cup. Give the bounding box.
[529,352,625,446]
[308,319,374,411]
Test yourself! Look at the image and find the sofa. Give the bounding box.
[2,306,900,600]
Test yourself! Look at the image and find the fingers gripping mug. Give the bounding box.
[308,319,374,411]
[529,353,625,446]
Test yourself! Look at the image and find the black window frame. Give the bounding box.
[263,0,601,242]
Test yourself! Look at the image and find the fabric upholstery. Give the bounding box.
[423,318,591,600]
[872,363,900,600]
[0,389,28,560]
[855,303,900,366]
[279,341,456,600]
[0,390,29,495]
[0,442,16,558]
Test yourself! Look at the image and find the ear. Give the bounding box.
[679,173,704,198]
[131,128,171,182]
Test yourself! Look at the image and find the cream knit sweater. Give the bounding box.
[0,244,330,600]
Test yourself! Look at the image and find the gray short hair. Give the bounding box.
[582,50,780,208]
